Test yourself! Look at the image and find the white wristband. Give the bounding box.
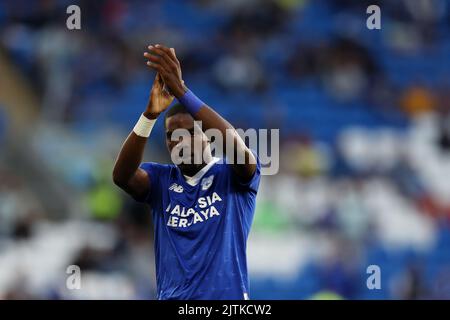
[133,114,156,138]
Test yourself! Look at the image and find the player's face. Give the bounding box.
[165,113,209,169]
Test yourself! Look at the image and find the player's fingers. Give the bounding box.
[150,44,174,60]
[160,45,180,67]
[144,51,168,67]
[147,61,164,73]
[146,48,177,75]
[146,60,166,75]
[149,45,180,70]
[144,51,171,74]
[146,45,165,57]
[169,47,181,67]
[156,45,180,67]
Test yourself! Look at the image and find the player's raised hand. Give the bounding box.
[144,44,187,99]
[144,72,174,118]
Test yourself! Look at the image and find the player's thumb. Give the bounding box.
[170,47,178,60]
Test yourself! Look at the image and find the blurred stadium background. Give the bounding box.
[1,0,450,299]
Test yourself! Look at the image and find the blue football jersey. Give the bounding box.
[139,154,261,300]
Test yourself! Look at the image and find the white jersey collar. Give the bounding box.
[183,157,220,186]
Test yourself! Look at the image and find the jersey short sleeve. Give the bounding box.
[139,162,169,205]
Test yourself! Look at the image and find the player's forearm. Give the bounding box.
[112,132,148,187]
[198,106,255,176]
[195,105,239,150]
[113,112,158,187]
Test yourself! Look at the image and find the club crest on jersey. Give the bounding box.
[201,175,214,191]
[169,183,184,193]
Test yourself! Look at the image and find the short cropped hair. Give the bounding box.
[164,103,190,130]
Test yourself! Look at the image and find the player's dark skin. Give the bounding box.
[113,44,256,201]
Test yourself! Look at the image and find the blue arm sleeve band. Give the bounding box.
[178,89,205,115]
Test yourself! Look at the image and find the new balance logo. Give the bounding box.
[169,183,184,193]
